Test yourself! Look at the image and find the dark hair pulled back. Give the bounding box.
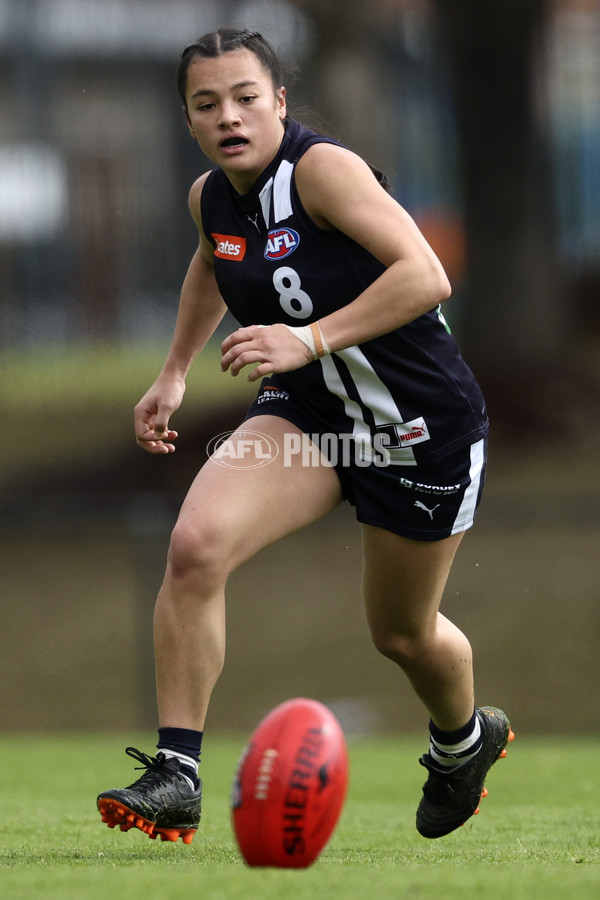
[178,27,284,108]
[177,26,391,192]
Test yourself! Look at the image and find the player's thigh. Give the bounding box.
[361,524,464,640]
[174,415,343,570]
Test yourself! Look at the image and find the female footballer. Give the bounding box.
[97,27,513,844]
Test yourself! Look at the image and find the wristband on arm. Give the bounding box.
[283,321,332,360]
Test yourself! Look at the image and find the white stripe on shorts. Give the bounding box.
[450,438,485,535]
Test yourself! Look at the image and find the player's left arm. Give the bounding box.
[294,141,451,351]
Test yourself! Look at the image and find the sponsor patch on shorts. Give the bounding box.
[398,478,462,496]
[375,417,430,448]
[257,385,291,403]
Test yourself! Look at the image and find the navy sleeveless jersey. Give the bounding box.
[200,117,488,465]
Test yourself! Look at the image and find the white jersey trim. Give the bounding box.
[258,160,295,230]
[273,160,294,223]
[320,346,418,466]
[451,438,485,534]
[258,178,273,229]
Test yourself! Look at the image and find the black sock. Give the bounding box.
[157,727,203,788]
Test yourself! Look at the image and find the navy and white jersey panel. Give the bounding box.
[200,117,489,466]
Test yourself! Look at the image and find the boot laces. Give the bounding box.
[124,746,178,788]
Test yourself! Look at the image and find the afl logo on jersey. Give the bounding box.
[264,228,300,260]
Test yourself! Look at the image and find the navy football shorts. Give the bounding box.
[243,380,487,542]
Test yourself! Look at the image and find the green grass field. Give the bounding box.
[0,733,598,899]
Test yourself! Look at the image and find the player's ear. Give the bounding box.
[276,86,286,121]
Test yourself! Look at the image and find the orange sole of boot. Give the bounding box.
[465,727,515,822]
[97,797,197,844]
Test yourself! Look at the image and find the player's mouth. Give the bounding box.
[219,134,249,154]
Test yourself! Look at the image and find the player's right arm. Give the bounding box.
[134,172,227,454]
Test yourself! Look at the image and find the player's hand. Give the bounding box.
[134,375,185,454]
[220,324,312,381]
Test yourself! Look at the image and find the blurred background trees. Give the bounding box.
[2,1,599,371]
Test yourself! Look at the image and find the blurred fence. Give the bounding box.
[1,0,599,350]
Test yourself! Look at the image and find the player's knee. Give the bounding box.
[370,629,423,669]
[167,518,231,587]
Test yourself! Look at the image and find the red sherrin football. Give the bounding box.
[231,697,349,868]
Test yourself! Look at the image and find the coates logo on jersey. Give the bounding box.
[212,233,247,261]
[264,228,300,261]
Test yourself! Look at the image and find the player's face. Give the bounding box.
[184,49,286,193]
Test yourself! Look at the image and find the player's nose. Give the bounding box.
[218,100,241,128]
